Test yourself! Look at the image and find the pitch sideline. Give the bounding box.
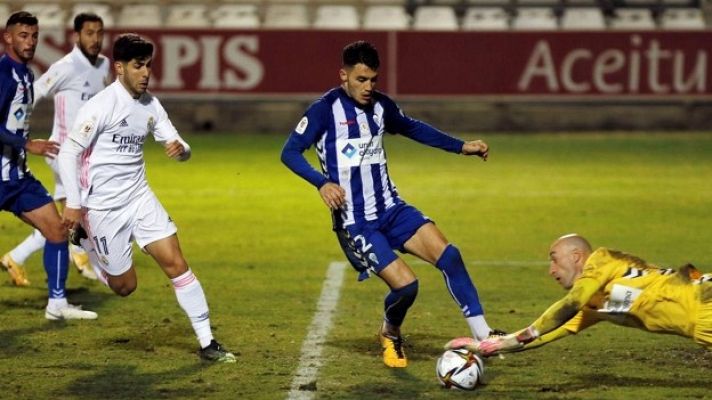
[286,261,347,400]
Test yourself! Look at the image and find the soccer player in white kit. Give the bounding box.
[58,33,236,362]
[1,13,109,285]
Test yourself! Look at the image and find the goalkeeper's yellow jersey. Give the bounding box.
[535,248,708,339]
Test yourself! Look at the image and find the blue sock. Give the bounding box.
[384,280,419,327]
[436,244,484,317]
[44,241,69,299]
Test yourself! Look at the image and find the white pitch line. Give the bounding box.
[286,261,347,400]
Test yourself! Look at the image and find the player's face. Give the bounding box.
[116,57,152,98]
[3,23,39,63]
[77,21,104,61]
[548,246,579,289]
[340,63,378,106]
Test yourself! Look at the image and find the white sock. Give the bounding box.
[10,229,46,264]
[466,315,491,341]
[171,269,213,348]
[47,297,68,310]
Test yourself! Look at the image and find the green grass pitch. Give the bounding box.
[1,132,711,399]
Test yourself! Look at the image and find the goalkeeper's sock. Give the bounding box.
[466,315,492,341]
[436,244,488,329]
[383,280,419,327]
[171,269,214,348]
[11,229,46,264]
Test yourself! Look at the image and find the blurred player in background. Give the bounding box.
[0,11,96,320]
[2,12,110,285]
[447,233,712,357]
[281,40,496,368]
[58,33,236,363]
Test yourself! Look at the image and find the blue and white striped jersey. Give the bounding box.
[0,54,34,182]
[282,87,464,228]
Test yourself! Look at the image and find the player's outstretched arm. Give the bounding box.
[461,140,489,160]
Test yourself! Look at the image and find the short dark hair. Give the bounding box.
[342,41,380,70]
[113,33,153,63]
[74,12,103,33]
[6,11,39,28]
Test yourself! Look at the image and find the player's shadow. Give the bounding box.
[0,324,67,357]
[573,372,711,390]
[59,362,208,400]
[0,286,115,316]
[326,332,454,362]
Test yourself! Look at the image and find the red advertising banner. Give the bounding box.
[5,29,711,99]
[396,31,711,98]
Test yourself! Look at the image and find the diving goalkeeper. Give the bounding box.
[447,234,712,355]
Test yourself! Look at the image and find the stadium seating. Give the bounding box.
[512,7,558,30]
[413,6,459,30]
[659,8,706,29]
[517,0,561,5]
[117,4,163,28]
[609,8,656,29]
[462,7,510,30]
[263,4,310,29]
[211,4,261,28]
[23,3,66,28]
[0,4,10,25]
[363,5,410,30]
[560,7,606,29]
[165,4,210,28]
[313,5,360,29]
[466,0,511,6]
[70,3,115,27]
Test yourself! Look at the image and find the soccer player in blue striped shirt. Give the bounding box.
[0,11,96,319]
[282,41,495,368]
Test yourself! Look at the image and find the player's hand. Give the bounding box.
[319,182,346,210]
[444,337,479,352]
[62,207,82,232]
[25,139,60,158]
[164,140,185,159]
[461,140,489,161]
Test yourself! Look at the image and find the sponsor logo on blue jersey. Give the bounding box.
[341,143,357,158]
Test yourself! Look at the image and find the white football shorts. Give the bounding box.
[81,189,177,276]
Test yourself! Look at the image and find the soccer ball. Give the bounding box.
[435,348,484,390]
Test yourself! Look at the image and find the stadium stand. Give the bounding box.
[23,3,67,28]
[313,5,360,29]
[466,0,511,6]
[211,3,261,28]
[413,5,459,30]
[0,0,708,31]
[263,3,310,29]
[461,7,510,30]
[659,7,706,29]
[609,8,656,29]
[70,3,115,27]
[165,4,210,28]
[0,4,10,25]
[512,7,558,29]
[363,5,411,30]
[560,7,606,29]
[117,4,163,28]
